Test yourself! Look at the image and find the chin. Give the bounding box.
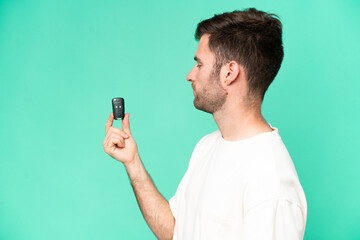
[194,101,213,114]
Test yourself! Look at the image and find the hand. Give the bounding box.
[103,112,138,167]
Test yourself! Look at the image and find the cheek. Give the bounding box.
[197,68,211,79]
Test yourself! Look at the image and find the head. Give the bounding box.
[186,7,284,113]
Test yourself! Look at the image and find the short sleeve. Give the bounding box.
[242,198,306,240]
[169,195,178,220]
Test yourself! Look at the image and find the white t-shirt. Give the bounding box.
[169,124,307,240]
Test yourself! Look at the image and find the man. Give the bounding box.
[103,7,307,240]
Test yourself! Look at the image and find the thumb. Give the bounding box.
[122,113,131,135]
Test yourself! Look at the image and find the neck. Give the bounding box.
[213,103,274,142]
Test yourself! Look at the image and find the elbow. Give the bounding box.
[158,218,175,240]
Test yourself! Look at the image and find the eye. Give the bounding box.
[196,64,202,68]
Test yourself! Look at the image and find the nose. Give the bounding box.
[186,65,196,82]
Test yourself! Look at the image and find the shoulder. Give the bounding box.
[194,129,220,150]
[187,130,220,169]
[242,134,307,215]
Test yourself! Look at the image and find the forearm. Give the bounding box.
[125,153,175,240]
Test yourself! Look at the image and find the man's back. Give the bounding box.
[169,124,307,239]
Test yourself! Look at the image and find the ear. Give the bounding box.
[223,61,241,86]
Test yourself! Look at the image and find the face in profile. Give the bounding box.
[186,34,227,114]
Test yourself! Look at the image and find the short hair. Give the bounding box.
[195,7,284,108]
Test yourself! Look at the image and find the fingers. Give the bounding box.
[122,113,131,136]
[103,132,126,150]
[110,133,125,148]
[105,112,114,134]
[108,126,129,139]
[104,112,131,156]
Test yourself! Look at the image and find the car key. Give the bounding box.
[112,97,125,120]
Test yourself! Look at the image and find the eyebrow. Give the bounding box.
[194,56,203,64]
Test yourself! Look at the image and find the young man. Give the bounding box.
[103,7,307,240]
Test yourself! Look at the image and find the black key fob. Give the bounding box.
[112,97,125,120]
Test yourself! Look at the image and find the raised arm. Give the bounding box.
[102,112,175,240]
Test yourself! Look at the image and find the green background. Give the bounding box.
[1,0,359,239]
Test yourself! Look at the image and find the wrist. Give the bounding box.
[124,152,142,181]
